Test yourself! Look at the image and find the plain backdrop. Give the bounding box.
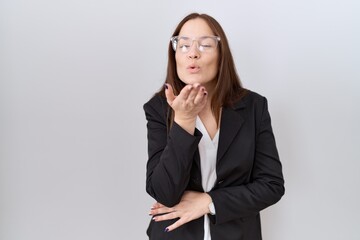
[1,0,359,239]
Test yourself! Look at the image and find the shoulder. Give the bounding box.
[245,90,266,102]
[144,94,167,109]
[232,89,267,109]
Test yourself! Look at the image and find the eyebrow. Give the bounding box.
[178,36,214,39]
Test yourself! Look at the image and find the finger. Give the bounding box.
[164,84,176,105]
[153,211,178,222]
[151,202,165,209]
[193,87,207,105]
[177,84,193,101]
[165,217,187,232]
[149,202,166,216]
[150,206,174,216]
[186,84,201,103]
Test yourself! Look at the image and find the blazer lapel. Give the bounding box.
[217,102,246,162]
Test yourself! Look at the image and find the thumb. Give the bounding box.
[151,202,165,209]
[164,84,176,105]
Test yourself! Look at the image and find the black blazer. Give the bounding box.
[143,90,285,240]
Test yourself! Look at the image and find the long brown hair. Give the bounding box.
[157,13,247,128]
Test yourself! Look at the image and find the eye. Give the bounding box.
[198,44,213,52]
[199,37,217,48]
[179,44,190,48]
[179,44,190,52]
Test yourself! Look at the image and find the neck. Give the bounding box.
[203,80,216,100]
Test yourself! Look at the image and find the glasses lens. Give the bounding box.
[198,37,218,52]
[177,37,192,53]
[171,36,219,53]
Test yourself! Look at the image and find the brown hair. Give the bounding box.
[157,13,247,127]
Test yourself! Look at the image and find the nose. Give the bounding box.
[187,41,200,59]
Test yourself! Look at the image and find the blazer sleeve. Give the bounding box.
[143,96,202,207]
[208,96,285,225]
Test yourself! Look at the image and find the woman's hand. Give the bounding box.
[149,191,212,232]
[165,83,208,135]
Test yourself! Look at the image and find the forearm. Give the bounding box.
[174,116,196,136]
[146,122,202,207]
[208,175,284,224]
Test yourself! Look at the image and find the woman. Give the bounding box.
[143,13,284,240]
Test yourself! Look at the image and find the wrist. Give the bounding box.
[174,115,196,124]
[174,116,196,135]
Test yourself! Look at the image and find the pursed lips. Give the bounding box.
[187,64,200,73]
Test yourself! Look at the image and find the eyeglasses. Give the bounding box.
[170,36,221,53]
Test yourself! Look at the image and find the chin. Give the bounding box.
[180,76,207,85]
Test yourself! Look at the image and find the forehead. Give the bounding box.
[178,18,214,37]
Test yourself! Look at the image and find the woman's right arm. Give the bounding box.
[144,84,207,207]
[143,96,202,207]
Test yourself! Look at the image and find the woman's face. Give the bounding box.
[175,18,219,90]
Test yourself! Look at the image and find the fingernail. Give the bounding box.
[164,228,169,232]
[164,84,168,89]
[152,217,157,221]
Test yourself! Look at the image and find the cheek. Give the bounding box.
[175,53,184,66]
[175,55,184,74]
[206,60,219,76]
[207,54,219,70]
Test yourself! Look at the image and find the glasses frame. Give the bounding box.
[170,35,221,53]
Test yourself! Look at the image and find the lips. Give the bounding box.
[187,64,200,73]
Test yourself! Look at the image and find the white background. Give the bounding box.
[1,0,359,239]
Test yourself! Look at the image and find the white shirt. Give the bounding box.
[196,116,219,240]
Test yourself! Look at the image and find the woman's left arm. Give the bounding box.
[207,97,285,224]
